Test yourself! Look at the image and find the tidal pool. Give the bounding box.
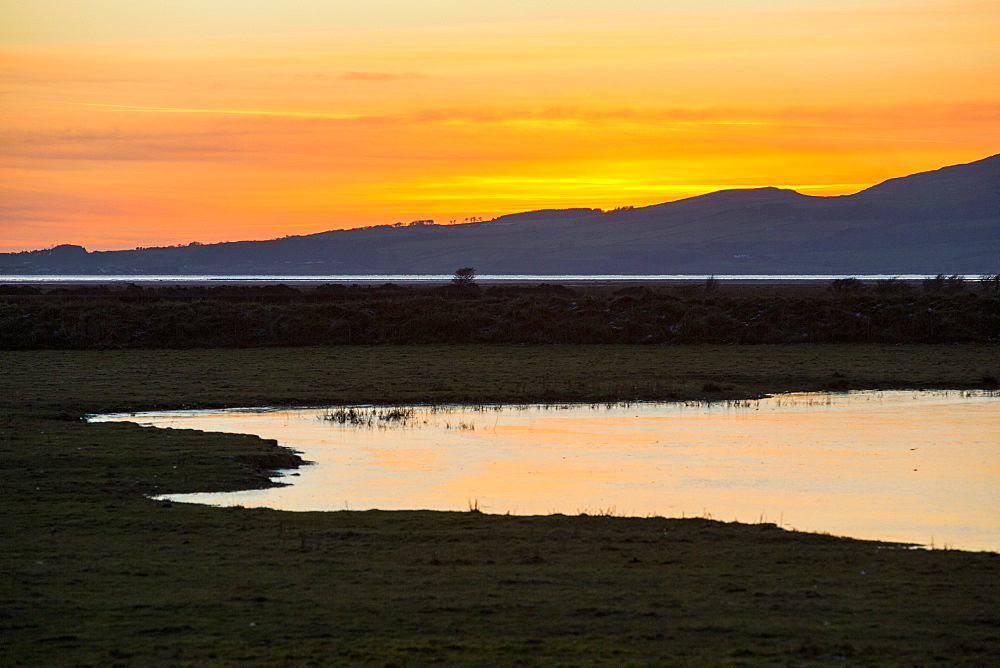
[91,391,999,551]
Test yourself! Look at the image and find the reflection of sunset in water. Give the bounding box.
[93,392,999,551]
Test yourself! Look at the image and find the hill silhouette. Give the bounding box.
[3,154,998,275]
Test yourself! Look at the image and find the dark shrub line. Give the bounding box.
[1,283,997,348]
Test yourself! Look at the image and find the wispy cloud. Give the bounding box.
[0,186,130,219]
[339,71,424,81]
[410,107,809,129]
[68,102,366,120]
[55,100,1000,146]
[1,128,247,163]
[65,102,825,128]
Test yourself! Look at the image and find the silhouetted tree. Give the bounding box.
[452,267,476,285]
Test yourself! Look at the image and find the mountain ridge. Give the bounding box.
[3,153,998,275]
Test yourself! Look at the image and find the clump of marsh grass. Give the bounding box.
[444,420,475,431]
[321,406,414,426]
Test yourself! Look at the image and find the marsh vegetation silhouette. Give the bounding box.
[452,267,476,285]
[1,279,997,349]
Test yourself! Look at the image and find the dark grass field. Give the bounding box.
[2,344,999,664]
[4,343,999,412]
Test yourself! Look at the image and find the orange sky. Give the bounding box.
[2,1,998,252]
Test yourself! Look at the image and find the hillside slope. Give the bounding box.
[3,154,997,275]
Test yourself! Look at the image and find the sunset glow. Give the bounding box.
[2,1,998,251]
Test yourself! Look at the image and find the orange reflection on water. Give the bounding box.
[92,392,1000,551]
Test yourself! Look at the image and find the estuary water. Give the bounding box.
[91,391,1000,551]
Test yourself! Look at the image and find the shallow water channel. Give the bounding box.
[91,391,999,551]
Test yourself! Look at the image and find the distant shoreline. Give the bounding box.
[0,273,979,288]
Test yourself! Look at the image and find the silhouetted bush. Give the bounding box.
[924,274,968,294]
[979,274,1000,295]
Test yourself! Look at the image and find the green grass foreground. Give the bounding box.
[2,345,999,664]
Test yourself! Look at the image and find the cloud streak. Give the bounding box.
[62,100,1000,133]
[1,128,249,164]
[339,71,424,81]
[64,102,824,128]
[67,102,366,121]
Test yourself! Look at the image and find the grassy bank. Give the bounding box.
[3,343,999,412]
[3,345,999,664]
